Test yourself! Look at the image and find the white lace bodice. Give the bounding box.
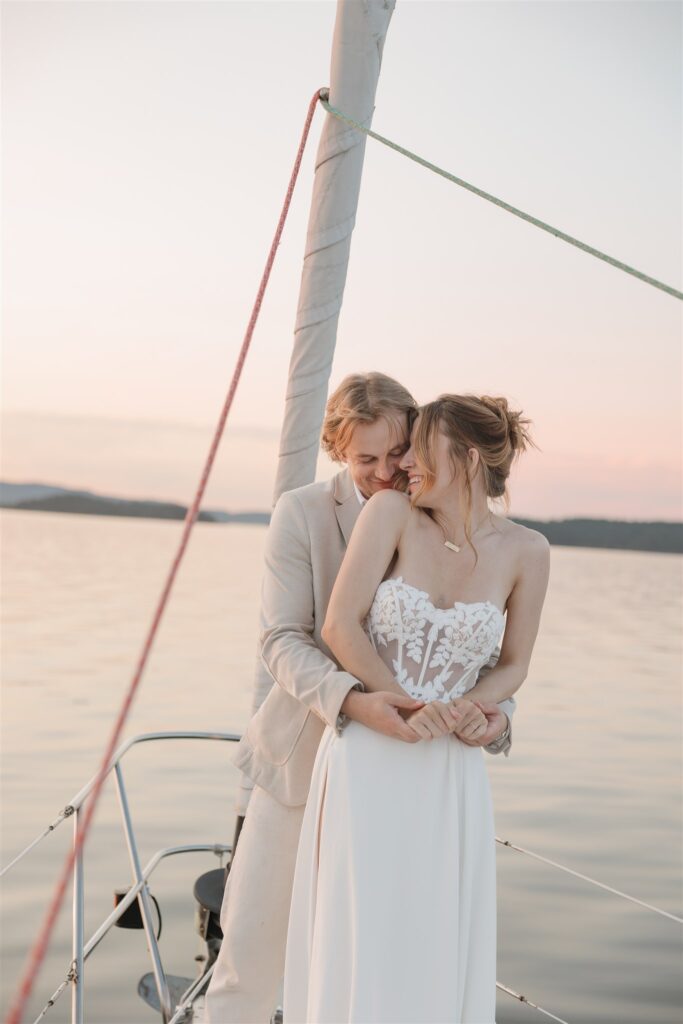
[364,577,505,704]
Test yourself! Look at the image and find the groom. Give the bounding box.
[205,372,515,1023]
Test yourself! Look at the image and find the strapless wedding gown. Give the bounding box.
[283,577,505,1024]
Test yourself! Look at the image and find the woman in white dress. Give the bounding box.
[283,394,550,1024]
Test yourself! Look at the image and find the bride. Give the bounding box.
[283,393,550,1024]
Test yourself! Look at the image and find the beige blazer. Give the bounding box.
[232,468,515,808]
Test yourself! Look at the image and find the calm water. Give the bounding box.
[1,509,681,1024]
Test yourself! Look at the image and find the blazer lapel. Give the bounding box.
[333,468,362,547]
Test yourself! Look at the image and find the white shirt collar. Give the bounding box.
[353,480,368,506]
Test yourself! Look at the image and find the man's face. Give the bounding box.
[342,414,410,499]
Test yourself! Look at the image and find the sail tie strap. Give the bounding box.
[319,92,682,301]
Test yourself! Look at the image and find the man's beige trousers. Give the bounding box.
[204,785,305,1023]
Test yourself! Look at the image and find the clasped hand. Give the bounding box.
[347,690,505,747]
[400,697,499,745]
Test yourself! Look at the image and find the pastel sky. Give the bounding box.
[2,0,681,518]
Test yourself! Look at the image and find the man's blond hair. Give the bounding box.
[321,372,417,463]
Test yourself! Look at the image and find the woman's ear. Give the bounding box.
[467,447,480,476]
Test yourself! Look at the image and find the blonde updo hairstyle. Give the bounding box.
[321,372,417,464]
[411,394,535,556]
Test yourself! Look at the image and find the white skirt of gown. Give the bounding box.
[283,718,497,1024]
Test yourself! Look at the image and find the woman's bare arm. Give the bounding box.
[322,489,413,698]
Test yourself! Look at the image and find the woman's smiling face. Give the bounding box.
[400,416,476,507]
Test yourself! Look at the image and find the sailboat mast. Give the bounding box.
[272,0,395,503]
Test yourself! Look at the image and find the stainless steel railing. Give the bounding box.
[2,731,240,1024]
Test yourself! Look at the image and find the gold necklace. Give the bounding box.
[444,513,492,553]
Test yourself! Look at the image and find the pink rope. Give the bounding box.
[5,87,324,1024]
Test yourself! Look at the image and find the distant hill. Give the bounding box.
[511,517,682,555]
[0,482,81,503]
[0,481,254,524]
[1,481,681,552]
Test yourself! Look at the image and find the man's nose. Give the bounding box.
[399,447,414,470]
[375,460,394,481]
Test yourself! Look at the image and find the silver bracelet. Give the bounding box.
[492,722,510,744]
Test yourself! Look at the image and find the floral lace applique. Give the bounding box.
[364,577,504,703]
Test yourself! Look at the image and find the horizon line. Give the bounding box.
[2,479,681,526]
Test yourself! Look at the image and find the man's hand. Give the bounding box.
[340,689,425,743]
[454,699,508,748]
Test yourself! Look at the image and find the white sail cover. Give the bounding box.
[234,1,395,817]
[272,0,396,502]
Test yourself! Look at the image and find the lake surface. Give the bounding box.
[1,509,681,1023]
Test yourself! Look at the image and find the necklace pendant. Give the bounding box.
[444,540,461,553]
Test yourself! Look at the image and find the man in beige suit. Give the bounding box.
[205,373,515,1023]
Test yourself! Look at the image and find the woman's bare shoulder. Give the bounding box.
[353,489,413,552]
[364,488,412,517]
[493,515,550,558]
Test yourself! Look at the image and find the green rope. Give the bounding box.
[319,91,682,302]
